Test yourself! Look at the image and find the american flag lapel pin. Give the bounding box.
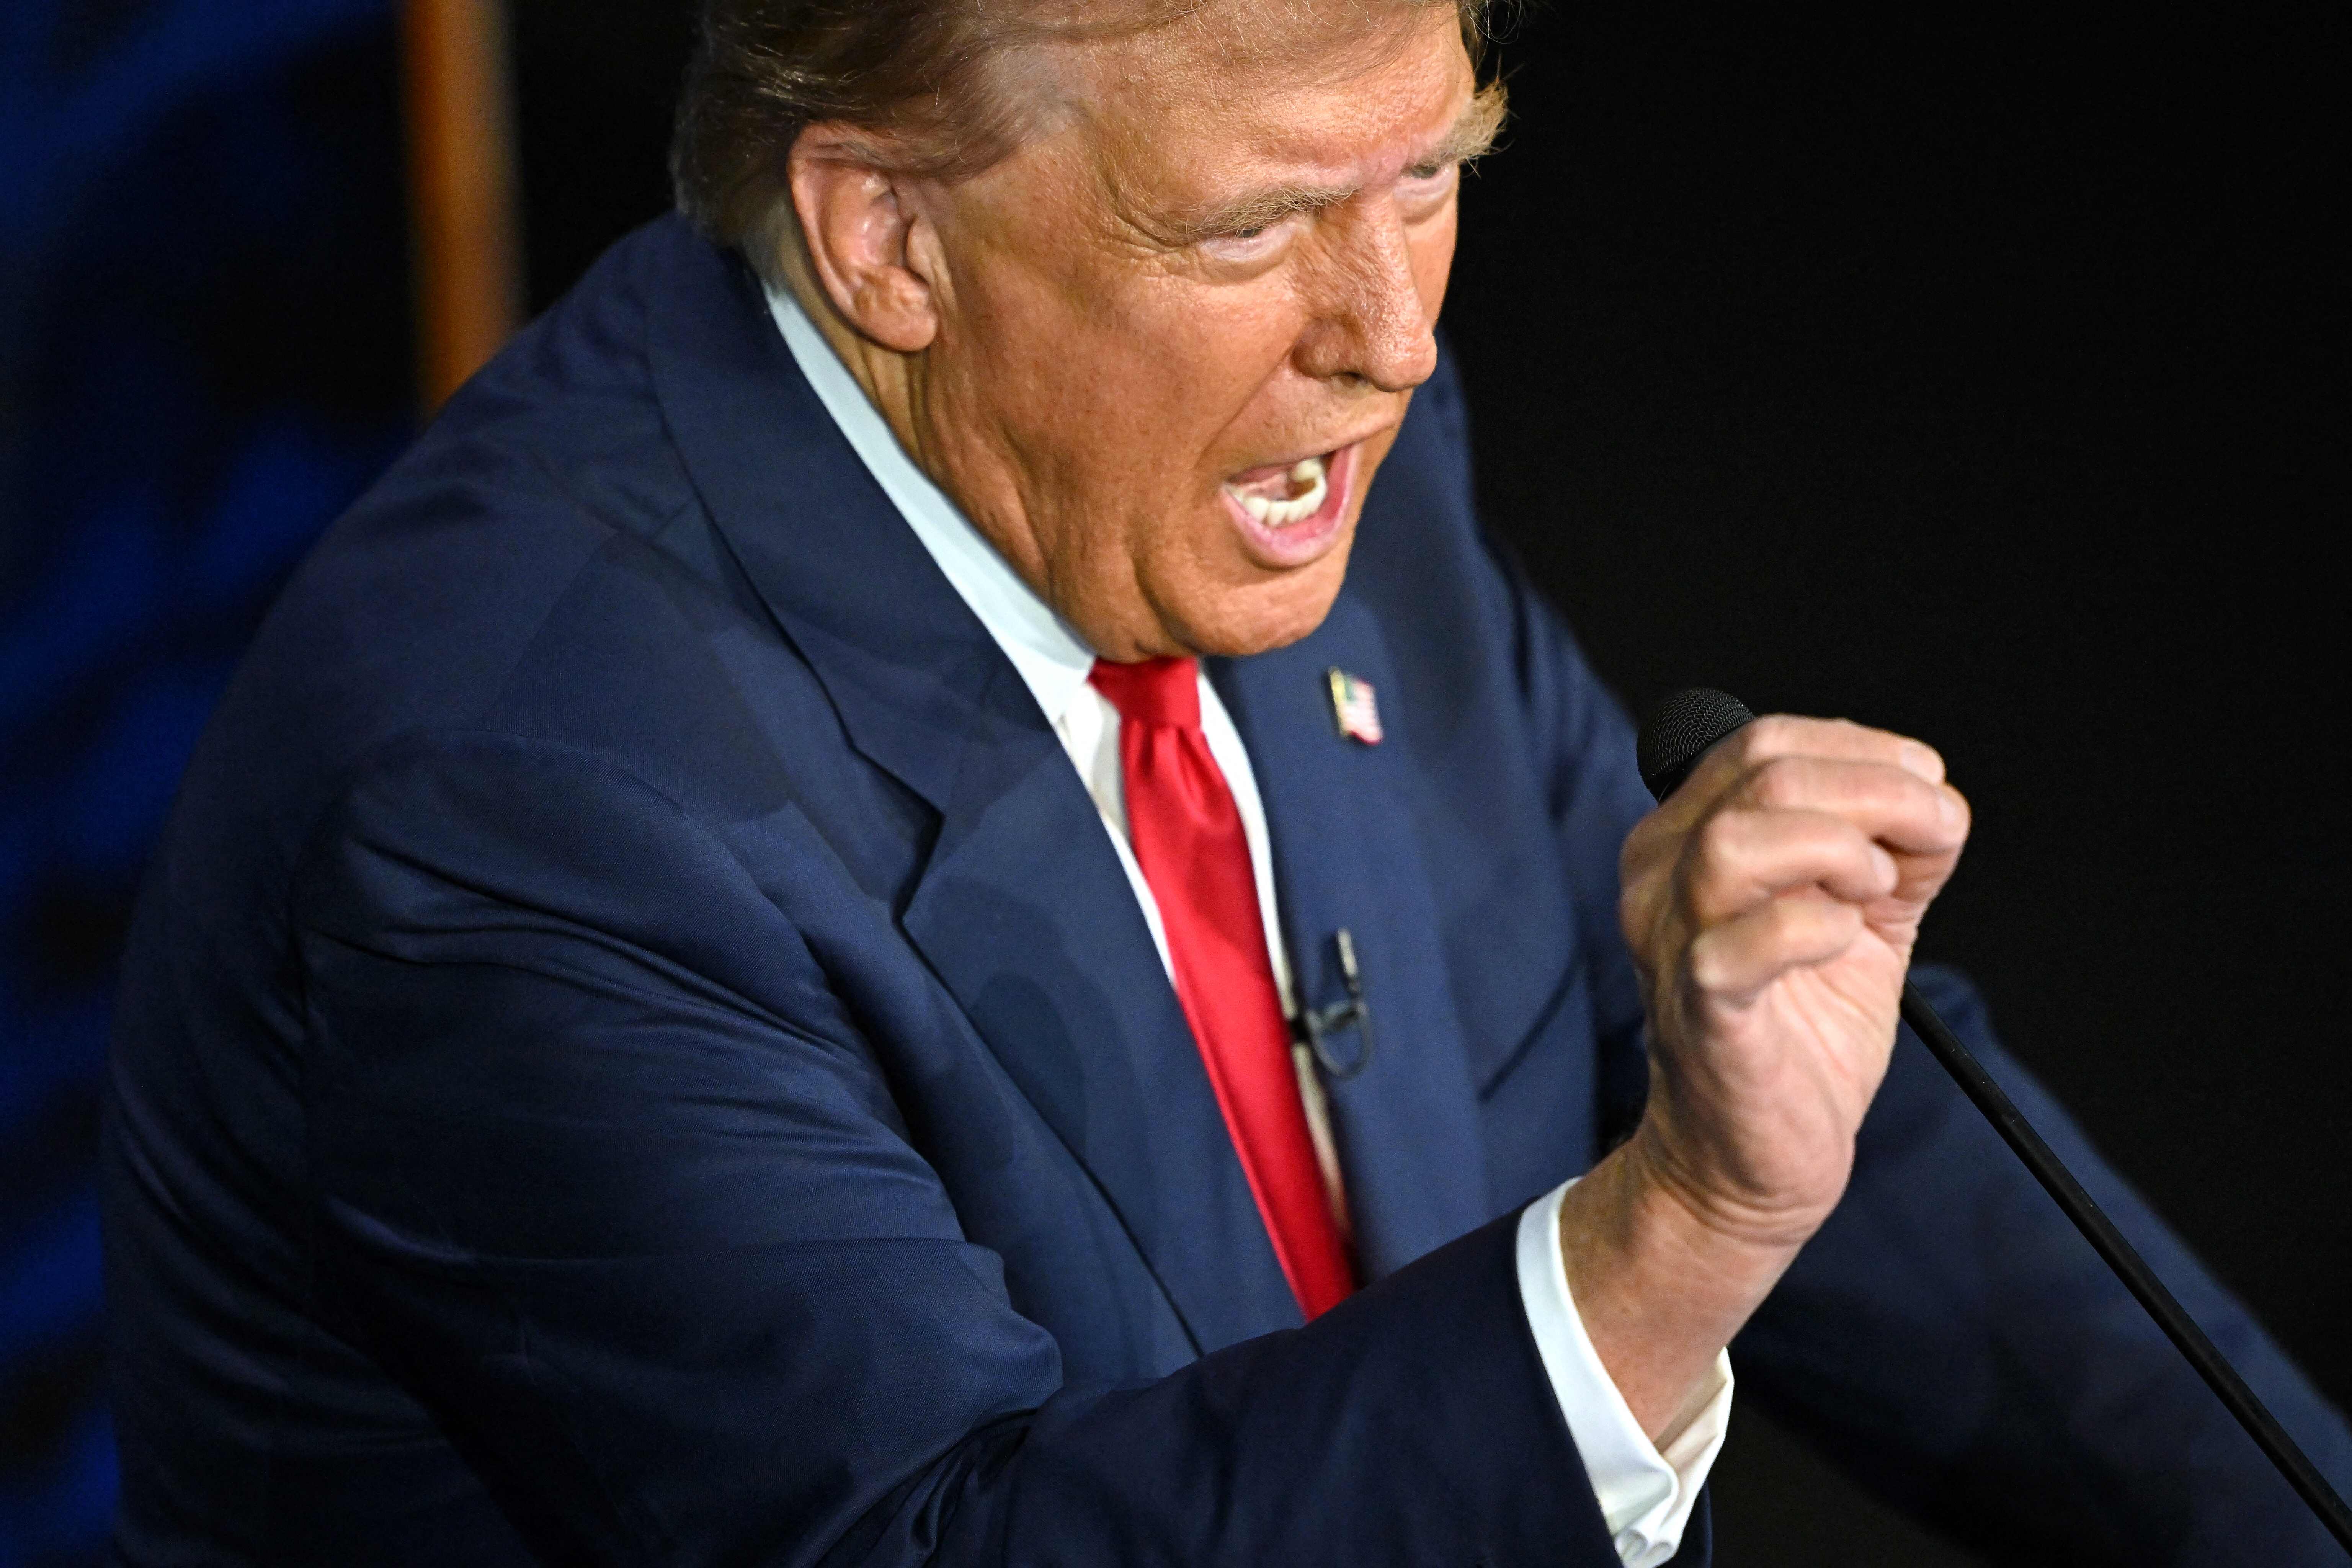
[1325,667,1384,746]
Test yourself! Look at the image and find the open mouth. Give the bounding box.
[1216,444,1358,568]
[1221,453,1332,528]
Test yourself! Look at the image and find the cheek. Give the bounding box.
[1103,290,1305,453]
[964,275,1274,471]
[939,229,1303,498]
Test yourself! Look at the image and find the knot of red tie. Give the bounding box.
[1088,656,1200,731]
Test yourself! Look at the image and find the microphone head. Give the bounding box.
[1637,688,1756,802]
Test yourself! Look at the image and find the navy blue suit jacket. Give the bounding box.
[104,217,2351,1565]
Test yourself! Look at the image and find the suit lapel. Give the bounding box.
[1211,592,1494,1281]
[644,222,1298,1351]
[895,745,1304,1351]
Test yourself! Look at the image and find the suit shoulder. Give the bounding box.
[165,222,825,882]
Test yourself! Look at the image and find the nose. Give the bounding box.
[1292,200,1441,395]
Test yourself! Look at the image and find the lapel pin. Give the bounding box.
[1325,667,1384,746]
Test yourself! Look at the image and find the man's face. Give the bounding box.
[897,4,1488,660]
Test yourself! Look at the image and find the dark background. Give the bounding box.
[1441,6,2348,1558]
[2,2,410,1557]
[3,2,2343,1562]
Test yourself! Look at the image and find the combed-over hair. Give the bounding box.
[671,0,1504,279]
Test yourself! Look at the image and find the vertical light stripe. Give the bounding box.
[402,0,524,412]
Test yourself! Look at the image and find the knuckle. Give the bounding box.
[1743,714,1797,757]
[1897,768,1952,822]
[1692,807,1751,869]
[1819,819,1873,871]
[1686,932,1737,994]
[1748,754,1808,807]
[1903,738,1948,781]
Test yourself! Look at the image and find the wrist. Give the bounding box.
[1616,1108,1846,1253]
[1568,1134,1806,1318]
[1557,1136,1805,1439]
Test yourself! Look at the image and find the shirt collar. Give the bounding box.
[763,282,1098,725]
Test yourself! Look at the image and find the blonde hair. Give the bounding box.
[670,0,1506,279]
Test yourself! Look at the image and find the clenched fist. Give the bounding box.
[1557,715,1970,1440]
[1619,714,1970,1247]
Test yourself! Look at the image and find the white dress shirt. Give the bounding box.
[766,284,1731,1565]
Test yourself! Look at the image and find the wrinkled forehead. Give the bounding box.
[1034,2,1479,207]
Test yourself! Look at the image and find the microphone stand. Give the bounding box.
[1900,983,2352,1550]
[1639,688,2352,1552]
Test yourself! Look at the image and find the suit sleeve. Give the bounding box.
[1473,516,2352,1563]
[291,729,1625,1567]
[1740,964,2352,1565]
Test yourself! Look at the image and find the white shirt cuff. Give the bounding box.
[1515,1181,1734,1568]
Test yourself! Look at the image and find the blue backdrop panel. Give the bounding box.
[1,3,411,1560]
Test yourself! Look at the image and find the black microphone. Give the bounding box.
[1637,688,2352,1552]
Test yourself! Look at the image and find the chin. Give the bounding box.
[1166,539,1355,659]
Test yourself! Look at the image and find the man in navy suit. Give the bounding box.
[102,0,2350,1562]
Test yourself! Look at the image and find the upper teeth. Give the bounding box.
[1225,456,1329,527]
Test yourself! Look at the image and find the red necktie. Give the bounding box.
[1089,656,1354,1319]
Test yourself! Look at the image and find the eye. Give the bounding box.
[1198,217,1292,263]
[1398,160,1461,217]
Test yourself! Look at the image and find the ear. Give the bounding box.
[786,125,942,353]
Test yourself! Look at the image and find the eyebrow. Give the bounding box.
[1162,81,1506,243]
